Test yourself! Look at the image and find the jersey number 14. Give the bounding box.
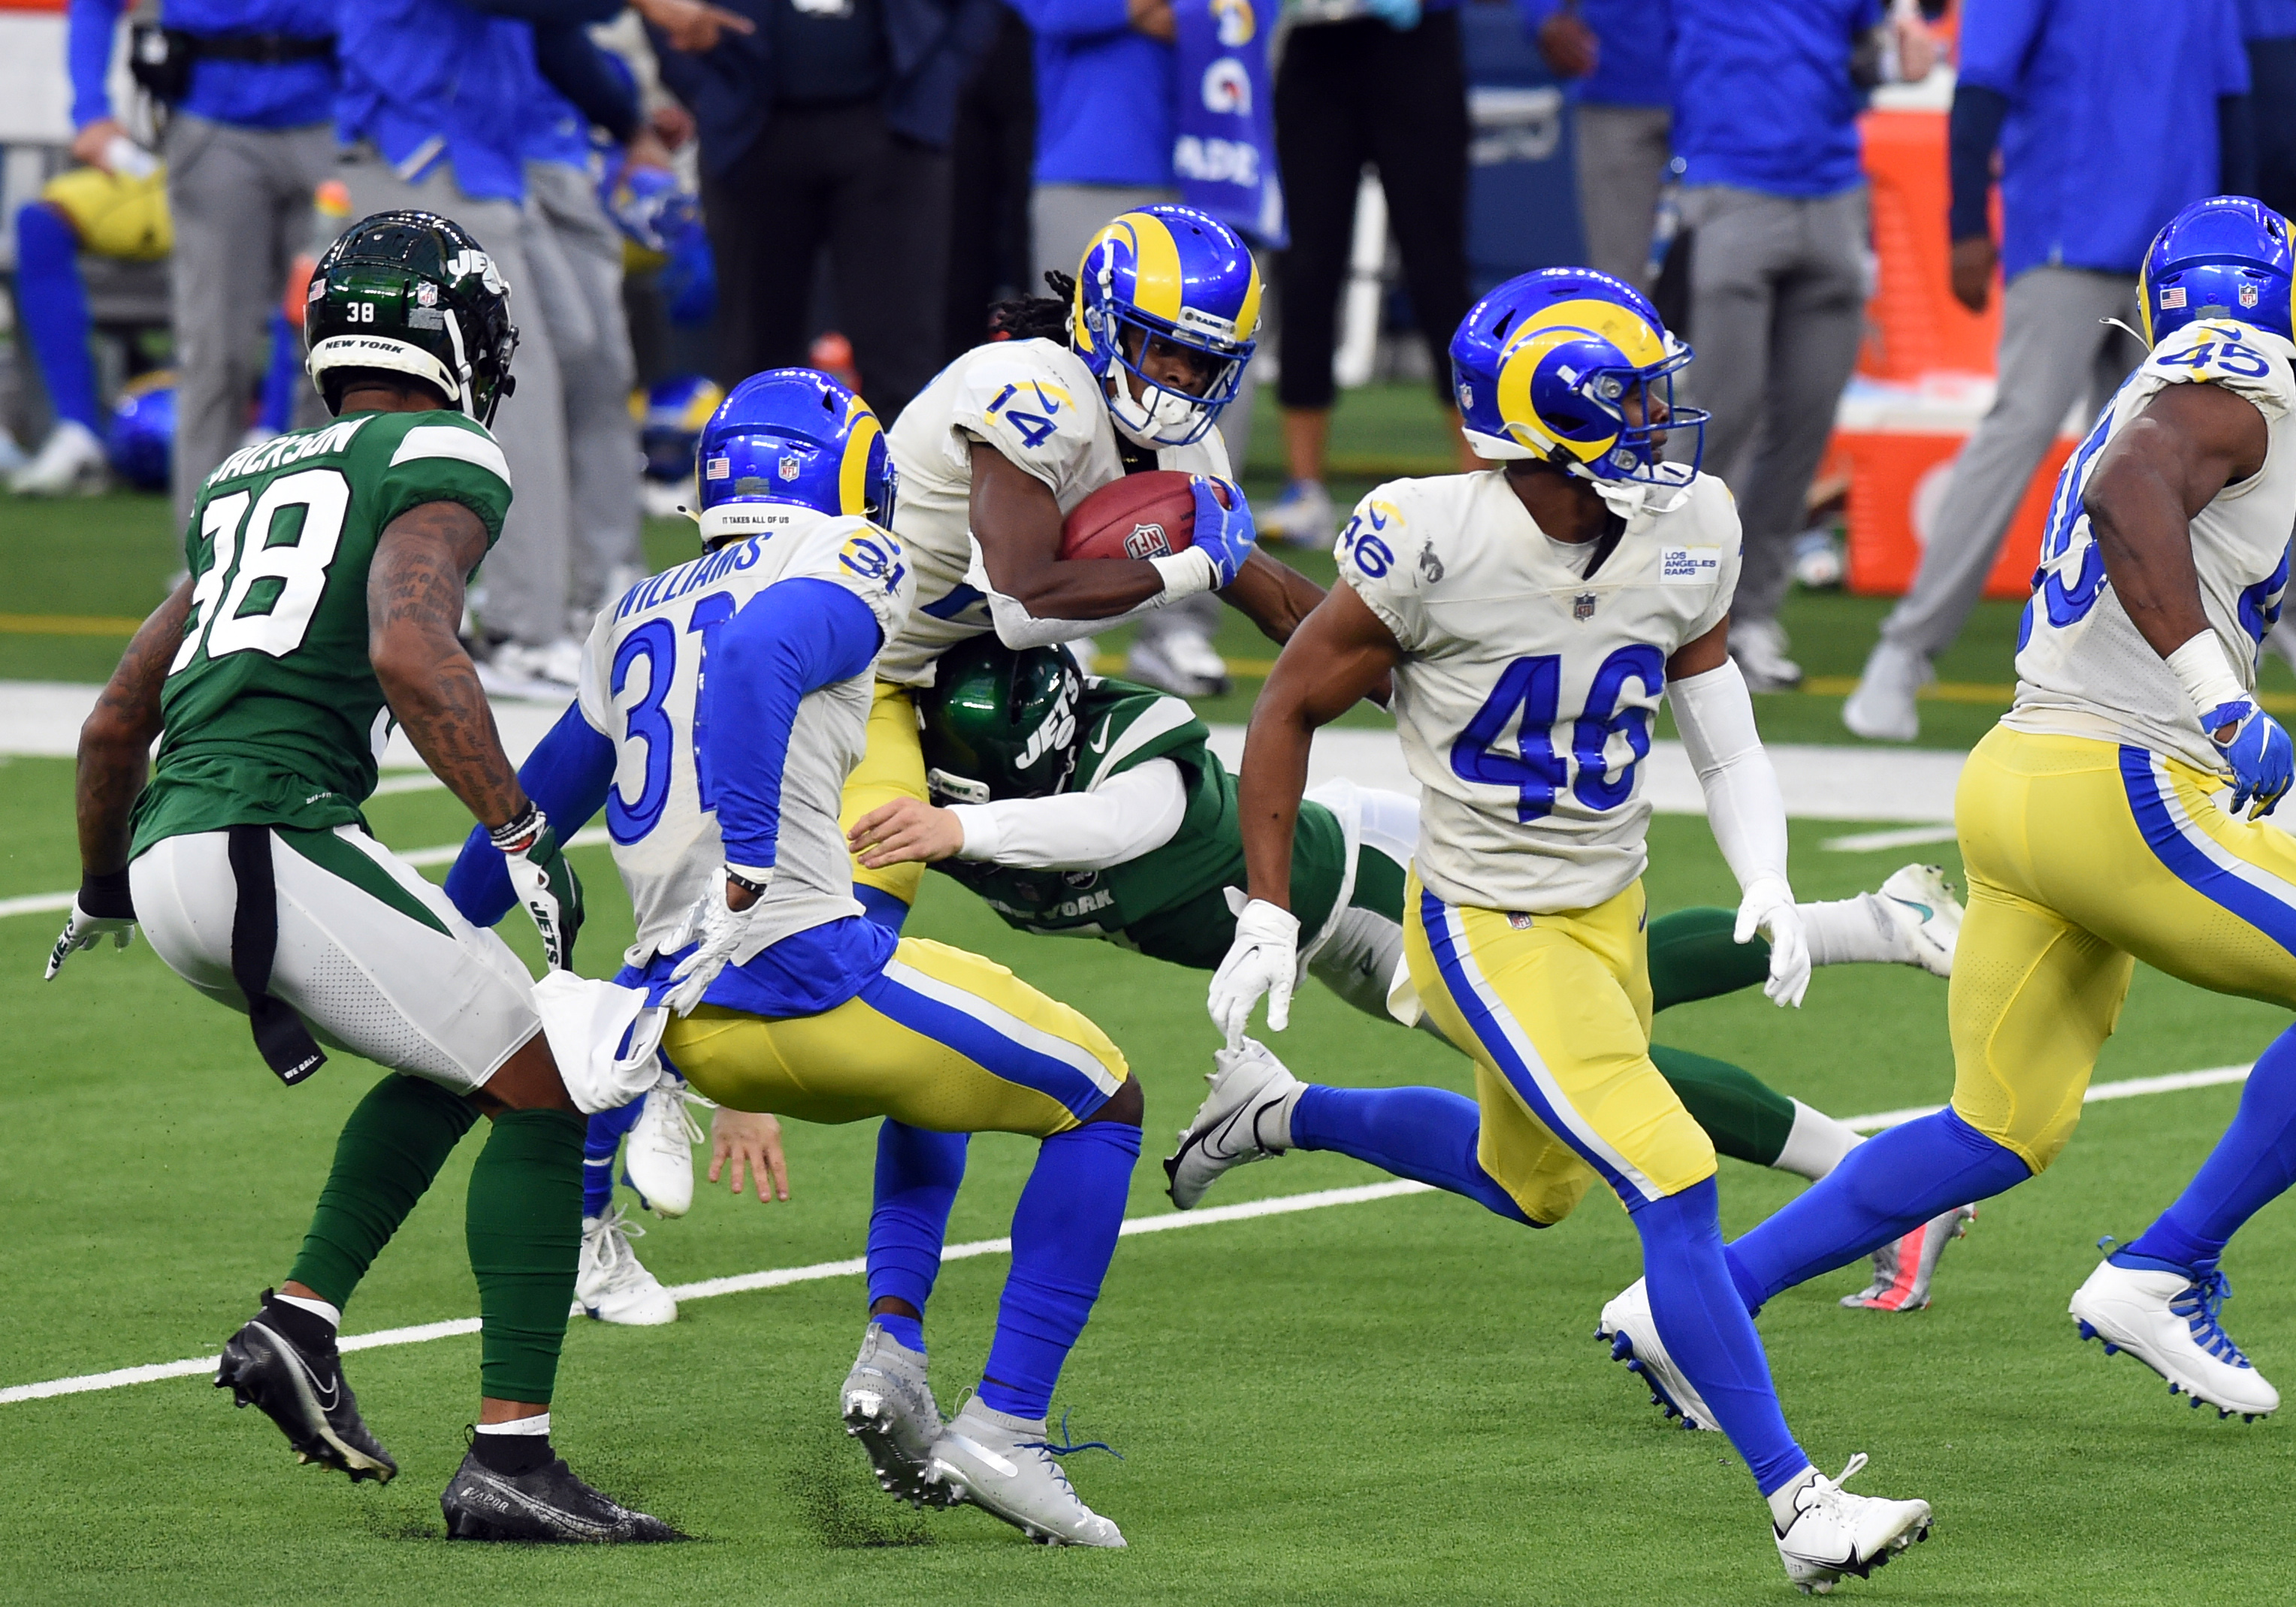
[1450,645,1664,820]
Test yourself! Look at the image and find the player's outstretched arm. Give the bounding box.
[2086,381,2288,816]
[1213,583,1401,1044]
[370,500,583,968]
[850,762,1186,871]
[47,578,194,978]
[1666,621,1809,1007]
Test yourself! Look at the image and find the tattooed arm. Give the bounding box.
[369,501,529,831]
[74,578,194,876]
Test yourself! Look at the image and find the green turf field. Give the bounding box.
[5,390,2296,1603]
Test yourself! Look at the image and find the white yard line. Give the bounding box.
[0,1070,2253,1409]
[1821,824,1962,854]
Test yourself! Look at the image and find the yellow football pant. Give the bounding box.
[1404,872,1717,1224]
[840,680,929,909]
[662,936,1127,1136]
[1950,726,2296,1171]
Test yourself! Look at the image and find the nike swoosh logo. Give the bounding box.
[257,1321,339,1412]
[1087,717,1111,754]
[938,1433,1017,1479]
[1887,897,1933,920]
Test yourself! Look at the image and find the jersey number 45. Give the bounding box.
[1451,645,1664,821]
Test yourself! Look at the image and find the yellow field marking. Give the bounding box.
[0,613,144,637]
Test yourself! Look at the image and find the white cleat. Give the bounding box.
[624,1077,705,1218]
[1125,627,1231,699]
[1596,1277,1720,1432]
[1841,640,1932,743]
[10,418,107,496]
[575,1205,677,1325]
[2069,1257,2279,1420]
[841,1322,952,1508]
[1872,864,1962,978]
[1163,1038,1304,1210]
[929,1397,1125,1547]
[1729,618,1804,691]
[1774,1454,1933,1594]
[1841,1205,1975,1312]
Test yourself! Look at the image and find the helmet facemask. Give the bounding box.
[1083,288,1251,450]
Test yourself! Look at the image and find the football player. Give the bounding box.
[847,636,1977,1309]
[46,212,675,1542]
[1654,198,2296,1426]
[1206,267,1936,1590]
[449,369,1142,1548]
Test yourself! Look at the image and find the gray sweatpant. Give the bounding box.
[1573,104,1670,290]
[325,150,570,647]
[1032,180,1228,648]
[522,160,643,622]
[164,116,336,527]
[1878,267,2138,658]
[1676,184,1869,628]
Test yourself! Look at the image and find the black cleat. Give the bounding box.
[215,1291,397,1484]
[440,1447,686,1542]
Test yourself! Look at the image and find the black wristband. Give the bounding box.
[80,868,136,920]
[490,802,544,853]
[725,867,770,898]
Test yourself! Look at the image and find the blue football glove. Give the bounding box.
[1363,0,1421,28]
[1189,475,1257,590]
[2203,698,2294,819]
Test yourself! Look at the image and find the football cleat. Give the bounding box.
[1774,1454,1933,1594]
[9,418,107,497]
[440,1445,685,1542]
[1873,864,1962,978]
[1163,1038,1303,1210]
[841,1322,953,1508]
[624,1077,705,1218]
[1841,1205,1975,1312]
[576,1205,677,1326]
[1125,627,1231,699]
[214,1293,397,1483]
[1596,1277,1720,1432]
[1260,478,1337,546]
[929,1397,1125,1547]
[2069,1257,2279,1420]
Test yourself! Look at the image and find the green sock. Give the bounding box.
[467,1108,585,1404]
[286,1074,480,1309]
[1648,906,1772,1013]
[1652,1043,1797,1168]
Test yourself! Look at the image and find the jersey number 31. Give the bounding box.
[1450,646,1664,820]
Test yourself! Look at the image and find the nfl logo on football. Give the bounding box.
[1123,521,1172,560]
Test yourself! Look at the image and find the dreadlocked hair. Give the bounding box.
[985,270,1077,344]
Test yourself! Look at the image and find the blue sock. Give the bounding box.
[2124,1022,2296,1274]
[856,885,910,933]
[15,204,101,433]
[583,1098,645,1219]
[258,310,302,436]
[1633,1178,1809,1496]
[866,1120,969,1342]
[1292,1084,1535,1226]
[978,1119,1140,1421]
[1724,1108,2031,1311]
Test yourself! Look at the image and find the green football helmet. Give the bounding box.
[305,210,519,424]
[918,637,1086,803]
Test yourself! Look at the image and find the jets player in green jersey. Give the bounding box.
[848,636,1977,1310]
[46,211,675,1543]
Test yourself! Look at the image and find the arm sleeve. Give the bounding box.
[969,551,1195,649]
[1002,0,1134,41]
[443,699,618,926]
[533,25,642,144]
[1668,659,1793,896]
[711,578,886,874]
[68,0,123,131]
[2221,93,2258,199]
[1947,83,2009,243]
[950,758,1189,868]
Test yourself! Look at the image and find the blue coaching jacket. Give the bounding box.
[652,0,1005,180]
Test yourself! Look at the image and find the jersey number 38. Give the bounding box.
[1450,645,1664,820]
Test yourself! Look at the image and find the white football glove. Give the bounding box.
[1734,876,1811,1008]
[44,891,137,980]
[662,866,769,1016]
[1207,899,1302,1049]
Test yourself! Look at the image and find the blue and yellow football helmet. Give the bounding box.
[695,368,896,547]
[1450,267,1706,488]
[1072,204,1261,449]
[2140,196,2295,346]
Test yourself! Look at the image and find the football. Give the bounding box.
[1058,469,1213,562]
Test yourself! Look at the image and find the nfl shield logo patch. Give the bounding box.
[1507,912,1533,930]
[778,454,802,482]
[1122,521,1172,559]
[2241,282,2260,308]
[1573,592,1597,621]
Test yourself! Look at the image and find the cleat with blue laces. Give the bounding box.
[1597,1278,1720,1432]
[2068,1256,2279,1418]
[928,1397,1125,1546]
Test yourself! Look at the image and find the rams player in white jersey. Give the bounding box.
[450,371,1143,1548]
[1210,268,1937,1591]
[1642,198,2296,1429]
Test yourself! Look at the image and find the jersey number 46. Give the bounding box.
[1451,645,1664,820]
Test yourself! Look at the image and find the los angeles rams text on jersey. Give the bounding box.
[575,506,913,968]
[880,337,1231,686]
[2007,319,2296,773]
[1340,470,1742,914]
